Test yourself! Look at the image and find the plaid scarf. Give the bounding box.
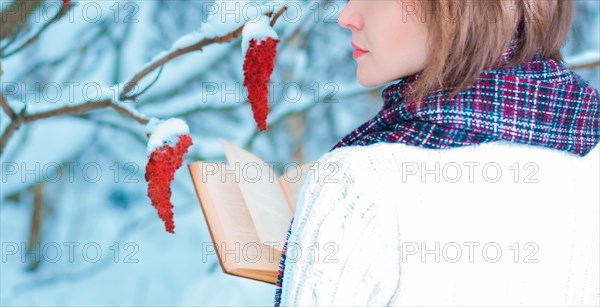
[274,39,600,305]
[330,40,600,156]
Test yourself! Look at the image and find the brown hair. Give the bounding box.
[399,0,575,103]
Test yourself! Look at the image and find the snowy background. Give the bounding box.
[1,0,599,306]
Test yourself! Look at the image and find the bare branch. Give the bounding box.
[0,99,148,156]
[0,0,44,40]
[569,60,600,71]
[0,64,15,119]
[24,99,112,122]
[0,121,20,156]
[129,66,165,100]
[26,182,44,272]
[269,5,287,27]
[0,102,25,156]
[109,102,150,125]
[1,91,17,121]
[1,4,73,58]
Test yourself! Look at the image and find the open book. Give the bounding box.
[187,138,316,284]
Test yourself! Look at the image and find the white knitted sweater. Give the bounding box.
[278,141,600,306]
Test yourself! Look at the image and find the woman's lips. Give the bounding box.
[353,49,368,59]
[351,42,368,59]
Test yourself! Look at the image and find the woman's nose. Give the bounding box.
[337,3,363,31]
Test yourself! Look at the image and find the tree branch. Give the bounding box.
[0,5,289,157]
[119,5,288,101]
[0,99,149,156]
[0,0,44,40]
[1,90,17,121]
[1,3,73,58]
[569,60,600,71]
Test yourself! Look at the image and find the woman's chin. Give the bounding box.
[356,74,383,88]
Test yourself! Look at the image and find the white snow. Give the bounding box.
[98,84,123,102]
[144,117,162,135]
[145,118,191,157]
[122,1,252,96]
[241,14,279,55]
[114,100,150,122]
[95,83,150,121]
[135,0,255,74]
[171,31,206,51]
[123,3,281,104]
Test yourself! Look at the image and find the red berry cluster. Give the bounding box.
[144,134,193,233]
[242,37,279,131]
[62,0,71,5]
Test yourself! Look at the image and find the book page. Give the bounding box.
[278,161,317,213]
[219,138,293,249]
[188,161,281,275]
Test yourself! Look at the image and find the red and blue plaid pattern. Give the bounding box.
[274,39,599,306]
[331,40,600,156]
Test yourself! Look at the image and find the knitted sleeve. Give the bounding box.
[276,144,403,305]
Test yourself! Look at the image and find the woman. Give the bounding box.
[274,0,600,305]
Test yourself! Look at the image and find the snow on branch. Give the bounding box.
[119,4,288,101]
[0,4,288,157]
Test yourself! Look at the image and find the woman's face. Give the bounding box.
[337,0,430,87]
